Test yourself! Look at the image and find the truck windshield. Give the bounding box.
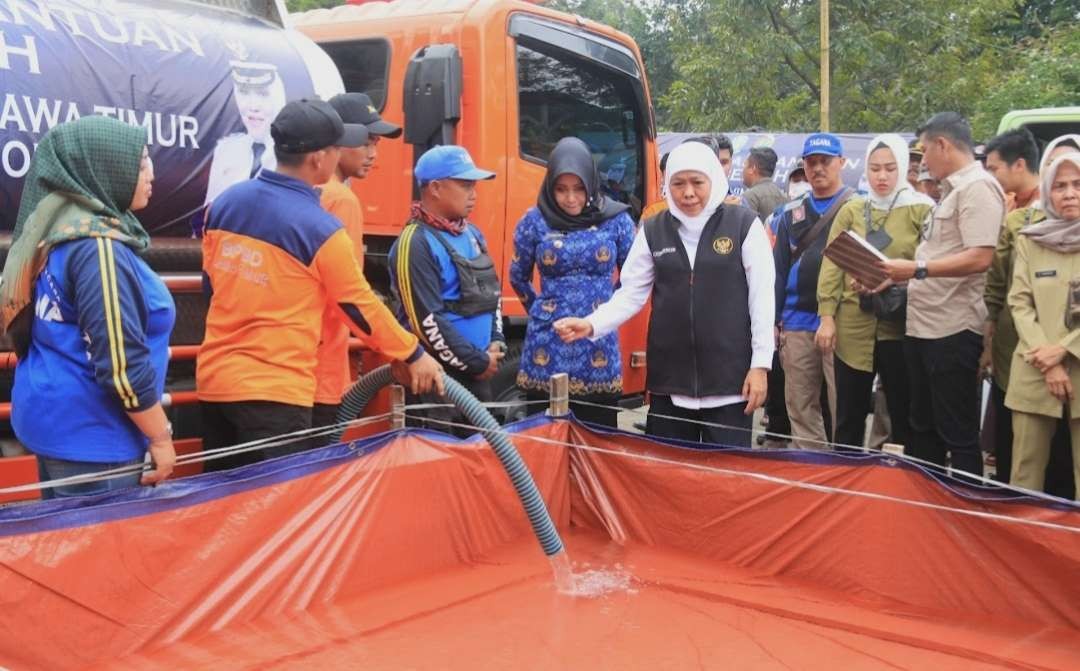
[319,39,391,111]
[516,40,645,213]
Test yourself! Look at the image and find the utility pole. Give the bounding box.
[820,0,830,131]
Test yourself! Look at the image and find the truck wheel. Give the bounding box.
[489,347,530,425]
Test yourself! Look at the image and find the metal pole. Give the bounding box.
[390,384,406,429]
[548,373,569,417]
[820,0,830,131]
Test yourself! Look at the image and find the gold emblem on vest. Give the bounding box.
[595,246,611,263]
[533,347,550,366]
[541,249,558,266]
[591,350,608,368]
[713,236,734,255]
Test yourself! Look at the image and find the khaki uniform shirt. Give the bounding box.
[743,179,787,222]
[818,197,931,372]
[984,206,1045,391]
[906,161,1006,339]
[1005,236,1080,418]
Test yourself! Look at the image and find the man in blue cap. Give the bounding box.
[389,145,505,433]
[772,133,854,449]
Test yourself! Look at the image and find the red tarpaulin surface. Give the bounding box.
[1,416,1078,670]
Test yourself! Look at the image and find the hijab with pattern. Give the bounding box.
[537,137,628,232]
[1,116,149,334]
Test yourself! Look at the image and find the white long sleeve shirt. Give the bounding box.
[587,217,776,409]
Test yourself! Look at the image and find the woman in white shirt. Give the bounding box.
[555,142,775,446]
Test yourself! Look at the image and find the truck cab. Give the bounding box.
[996,106,1080,147]
[293,0,658,409]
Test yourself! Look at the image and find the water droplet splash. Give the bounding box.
[548,551,636,597]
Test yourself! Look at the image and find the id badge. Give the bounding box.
[865,227,893,251]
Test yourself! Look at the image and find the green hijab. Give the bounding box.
[2,115,150,333]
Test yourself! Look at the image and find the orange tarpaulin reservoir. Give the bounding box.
[1,416,1078,669]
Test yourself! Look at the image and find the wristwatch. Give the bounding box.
[914,260,929,280]
[491,341,508,354]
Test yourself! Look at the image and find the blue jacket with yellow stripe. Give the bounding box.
[12,238,176,463]
[389,222,503,377]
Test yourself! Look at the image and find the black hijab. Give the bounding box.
[537,137,629,232]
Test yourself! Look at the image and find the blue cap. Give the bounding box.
[802,133,843,158]
[414,145,495,184]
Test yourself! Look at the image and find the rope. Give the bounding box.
[0,414,392,496]
[565,398,1060,503]
[403,413,1080,535]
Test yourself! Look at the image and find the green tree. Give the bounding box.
[285,0,345,12]
[971,24,1080,137]
[654,0,1078,134]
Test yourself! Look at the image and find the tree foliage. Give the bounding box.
[285,0,344,12]
[561,0,1079,137]
[286,0,1078,137]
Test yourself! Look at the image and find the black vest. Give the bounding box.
[644,206,756,397]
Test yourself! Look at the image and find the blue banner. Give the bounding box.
[0,0,316,236]
[658,132,915,196]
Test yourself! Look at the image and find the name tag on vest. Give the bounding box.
[1035,269,1057,278]
[653,246,677,258]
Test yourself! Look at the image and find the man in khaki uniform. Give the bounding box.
[877,112,1005,476]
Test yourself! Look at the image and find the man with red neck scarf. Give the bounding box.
[389,145,505,432]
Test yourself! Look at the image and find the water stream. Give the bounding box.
[548,550,635,597]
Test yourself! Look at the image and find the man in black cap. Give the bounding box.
[198,99,443,468]
[311,93,405,429]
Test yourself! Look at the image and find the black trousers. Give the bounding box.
[764,351,791,438]
[407,374,492,438]
[201,400,313,471]
[646,394,753,448]
[833,339,910,450]
[904,332,983,476]
[525,391,620,428]
[312,402,342,441]
[990,382,1077,497]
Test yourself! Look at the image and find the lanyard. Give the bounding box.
[862,190,903,233]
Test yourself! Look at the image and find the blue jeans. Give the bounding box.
[36,456,143,500]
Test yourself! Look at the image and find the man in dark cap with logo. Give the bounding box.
[198,99,443,467]
[772,133,854,449]
[311,93,405,430]
[389,145,504,435]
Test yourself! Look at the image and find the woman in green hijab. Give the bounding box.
[1,116,176,498]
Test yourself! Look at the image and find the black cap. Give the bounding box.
[329,92,402,138]
[270,98,368,154]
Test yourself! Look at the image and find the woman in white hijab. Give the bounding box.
[814,133,935,449]
[554,142,776,447]
[1006,152,1080,498]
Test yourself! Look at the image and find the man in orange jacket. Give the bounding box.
[312,93,405,430]
[198,99,442,469]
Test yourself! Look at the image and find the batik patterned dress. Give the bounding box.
[510,207,635,396]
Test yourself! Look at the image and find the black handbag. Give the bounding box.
[862,284,907,323]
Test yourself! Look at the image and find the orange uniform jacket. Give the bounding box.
[314,177,365,405]
[197,170,421,407]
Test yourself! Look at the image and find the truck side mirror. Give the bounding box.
[403,44,463,149]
